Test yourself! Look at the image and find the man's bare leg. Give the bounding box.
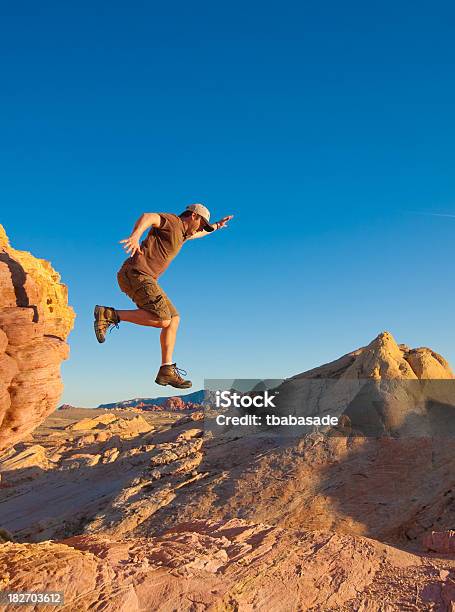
[155,315,190,388]
[118,310,180,366]
[116,309,171,328]
[98,307,190,387]
[160,315,180,364]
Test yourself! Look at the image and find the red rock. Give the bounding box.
[423,530,455,553]
[164,396,186,410]
[0,225,75,451]
[0,328,8,353]
[0,518,452,611]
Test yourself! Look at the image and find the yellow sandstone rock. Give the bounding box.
[0,224,75,339]
[0,225,75,451]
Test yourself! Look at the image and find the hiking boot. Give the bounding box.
[93,305,120,343]
[155,363,192,388]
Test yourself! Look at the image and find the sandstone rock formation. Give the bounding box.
[3,333,455,610]
[0,408,205,540]
[171,411,204,427]
[136,332,455,547]
[3,517,455,611]
[163,396,186,410]
[65,413,153,438]
[98,389,205,411]
[0,225,74,451]
[293,331,454,381]
[423,530,455,554]
[66,412,119,430]
[251,331,455,437]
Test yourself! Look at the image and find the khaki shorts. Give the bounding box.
[117,265,178,320]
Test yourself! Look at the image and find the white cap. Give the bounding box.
[185,203,215,232]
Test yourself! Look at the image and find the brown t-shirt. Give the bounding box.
[122,213,186,279]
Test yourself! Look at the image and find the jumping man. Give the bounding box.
[93,203,234,389]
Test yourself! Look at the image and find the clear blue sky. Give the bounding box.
[1,1,454,406]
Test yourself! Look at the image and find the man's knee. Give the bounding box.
[164,315,180,329]
[160,313,179,328]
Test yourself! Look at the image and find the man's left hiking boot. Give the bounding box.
[94,305,120,343]
[155,363,192,389]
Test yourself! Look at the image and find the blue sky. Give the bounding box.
[1,1,455,406]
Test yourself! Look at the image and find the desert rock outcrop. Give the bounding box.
[3,333,455,610]
[0,225,74,451]
[137,332,455,548]
[254,331,455,437]
[3,518,454,611]
[291,331,454,381]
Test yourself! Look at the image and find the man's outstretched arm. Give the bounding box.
[187,214,234,240]
[119,212,161,256]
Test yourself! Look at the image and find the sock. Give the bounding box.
[161,361,173,366]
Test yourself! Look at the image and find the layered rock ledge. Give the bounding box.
[0,225,75,451]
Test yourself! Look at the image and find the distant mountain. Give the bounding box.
[98,389,206,409]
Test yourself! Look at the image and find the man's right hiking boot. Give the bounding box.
[93,305,120,343]
[155,363,192,389]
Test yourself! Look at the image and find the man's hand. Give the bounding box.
[215,214,234,229]
[119,213,161,256]
[119,233,141,257]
